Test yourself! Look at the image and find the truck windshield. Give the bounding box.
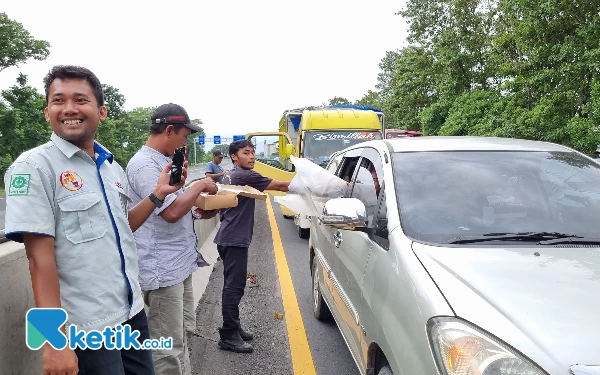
[303,130,382,166]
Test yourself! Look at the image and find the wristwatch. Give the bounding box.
[148,193,164,208]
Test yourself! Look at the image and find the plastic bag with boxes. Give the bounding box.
[274,155,349,217]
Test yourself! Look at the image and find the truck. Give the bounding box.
[385,129,423,138]
[246,105,385,238]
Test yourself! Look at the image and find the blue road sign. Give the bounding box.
[198,135,205,145]
[233,135,245,141]
[214,136,221,145]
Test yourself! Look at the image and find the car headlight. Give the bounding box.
[428,317,548,375]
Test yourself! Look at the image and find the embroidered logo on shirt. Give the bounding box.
[115,181,123,190]
[8,174,31,196]
[59,171,83,191]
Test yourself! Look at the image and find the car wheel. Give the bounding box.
[312,259,331,321]
[298,225,310,239]
[378,365,393,375]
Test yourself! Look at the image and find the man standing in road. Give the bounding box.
[214,140,290,353]
[205,149,225,183]
[4,65,188,374]
[126,103,218,375]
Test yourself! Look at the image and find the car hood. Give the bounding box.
[412,242,600,373]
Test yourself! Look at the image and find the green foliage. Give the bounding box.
[96,106,155,167]
[0,74,51,178]
[358,0,600,154]
[0,12,50,72]
[0,13,210,189]
[186,121,206,166]
[102,84,125,120]
[328,97,350,106]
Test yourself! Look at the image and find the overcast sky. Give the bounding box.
[1,1,408,147]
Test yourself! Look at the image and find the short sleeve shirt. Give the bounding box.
[126,146,198,291]
[206,161,224,183]
[213,168,272,247]
[3,133,144,332]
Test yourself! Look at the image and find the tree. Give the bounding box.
[184,119,206,165]
[354,0,600,154]
[102,84,125,120]
[355,90,381,108]
[328,96,350,106]
[0,73,51,177]
[0,12,51,73]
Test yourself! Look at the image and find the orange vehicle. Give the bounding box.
[385,129,423,138]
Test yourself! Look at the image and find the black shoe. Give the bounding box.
[239,327,254,341]
[218,329,253,353]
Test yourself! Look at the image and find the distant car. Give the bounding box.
[310,136,600,375]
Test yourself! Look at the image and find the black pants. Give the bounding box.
[217,245,249,332]
[76,309,155,375]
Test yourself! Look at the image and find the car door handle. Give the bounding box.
[334,230,343,248]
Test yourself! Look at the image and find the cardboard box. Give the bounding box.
[193,183,267,210]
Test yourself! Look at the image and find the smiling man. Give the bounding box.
[3,65,188,374]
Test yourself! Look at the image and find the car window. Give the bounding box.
[326,152,344,175]
[393,150,600,244]
[348,148,388,248]
[337,156,361,187]
[351,161,379,218]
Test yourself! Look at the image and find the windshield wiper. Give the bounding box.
[444,231,585,244]
[538,237,600,245]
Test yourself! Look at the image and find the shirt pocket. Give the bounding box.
[58,192,107,244]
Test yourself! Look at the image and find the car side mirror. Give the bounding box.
[320,198,367,230]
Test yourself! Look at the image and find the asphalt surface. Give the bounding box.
[190,199,292,374]
[272,198,359,375]
[189,197,359,375]
[0,162,231,234]
[187,159,232,183]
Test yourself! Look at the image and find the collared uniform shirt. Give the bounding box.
[126,146,198,291]
[3,133,144,332]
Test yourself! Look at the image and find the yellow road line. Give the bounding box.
[266,197,316,375]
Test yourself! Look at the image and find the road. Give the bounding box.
[187,159,232,183]
[190,196,359,375]
[0,196,4,235]
[0,162,232,235]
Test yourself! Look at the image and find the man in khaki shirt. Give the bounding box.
[4,65,186,375]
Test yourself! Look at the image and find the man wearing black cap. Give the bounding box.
[126,103,217,375]
[205,149,226,183]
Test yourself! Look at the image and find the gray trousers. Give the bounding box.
[143,274,195,375]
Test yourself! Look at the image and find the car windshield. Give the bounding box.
[303,130,382,166]
[393,151,600,244]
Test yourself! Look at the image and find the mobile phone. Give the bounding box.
[170,147,186,185]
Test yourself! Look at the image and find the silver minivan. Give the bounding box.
[309,136,600,375]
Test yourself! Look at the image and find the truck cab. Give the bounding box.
[246,106,384,238]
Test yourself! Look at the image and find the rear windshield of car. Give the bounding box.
[393,151,600,244]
